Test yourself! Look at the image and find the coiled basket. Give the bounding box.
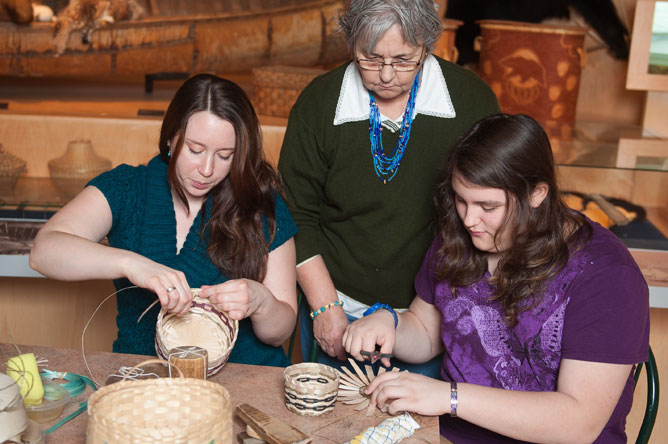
[284,363,339,416]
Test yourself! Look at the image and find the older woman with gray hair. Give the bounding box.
[278,0,499,375]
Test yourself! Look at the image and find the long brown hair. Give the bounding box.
[159,74,281,281]
[433,113,591,326]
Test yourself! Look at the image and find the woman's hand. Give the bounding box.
[313,308,349,360]
[199,279,267,321]
[123,257,192,315]
[343,310,396,367]
[366,371,449,417]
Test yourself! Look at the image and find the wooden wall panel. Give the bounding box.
[0,277,117,352]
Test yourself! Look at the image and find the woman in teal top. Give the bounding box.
[30,74,299,367]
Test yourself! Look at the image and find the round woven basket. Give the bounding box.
[0,145,27,193]
[48,139,111,199]
[284,363,339,416]
[86,375,232,443]
[156,293,239,377]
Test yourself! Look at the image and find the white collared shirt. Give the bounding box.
[333,54,456,132]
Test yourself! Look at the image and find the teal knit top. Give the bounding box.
[88,155,298,367]
[278,57,500,309]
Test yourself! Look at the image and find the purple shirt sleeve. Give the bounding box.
[562,257,650,364]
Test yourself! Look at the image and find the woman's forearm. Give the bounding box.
[456,384,596,444]
[392,298,445,364]
[455,359,632,444]
[30,230,137,281]
[391,311,442,363]
[249,287,298,346]
[296,256,340,310]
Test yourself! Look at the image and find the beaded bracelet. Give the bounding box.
[450,381,458,417]
[310,300,344,319]
[363,302,398,329]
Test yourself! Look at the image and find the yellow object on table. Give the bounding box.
[6,353,44,406]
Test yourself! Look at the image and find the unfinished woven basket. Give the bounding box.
[156,292,239,377]
[284,363,339,416]
[86,376,232,443]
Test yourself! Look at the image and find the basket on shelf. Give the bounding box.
[47,139,111,199]
[283,362,339,416]
[86,360,233,444]
[252,65,326,118]
[156,293,239,377]
[0,144,27,193]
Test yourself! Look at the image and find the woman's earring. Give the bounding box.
[167,151,171,158]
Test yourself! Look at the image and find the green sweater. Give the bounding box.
[89,156,298,366]
[278,57,499,308]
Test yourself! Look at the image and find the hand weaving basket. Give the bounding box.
[155,293,239,377]
[86,359,233,444]
[284,363,339,416]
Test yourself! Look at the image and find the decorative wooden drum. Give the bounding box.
[476,20,588,140]
[432,18,464,63]
[156,293,238,377]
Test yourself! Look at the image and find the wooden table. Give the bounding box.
[0,343,439,443]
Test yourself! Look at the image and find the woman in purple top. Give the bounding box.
[343,113,649,443]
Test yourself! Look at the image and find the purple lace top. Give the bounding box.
[415,219,649,443]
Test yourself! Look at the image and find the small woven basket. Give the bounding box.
[48,139,111,199]
[0,145,27,193]
[252,65,326,118]
[156,293,239,377]
[284,363,339,416]
[86,360,233,444]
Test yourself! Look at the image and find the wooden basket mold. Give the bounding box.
[283,362,339,416]
[252,65,327,118]
[156,292,239,377]
[86,360,233,444]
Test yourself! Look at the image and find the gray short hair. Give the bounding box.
[339,0,443,55]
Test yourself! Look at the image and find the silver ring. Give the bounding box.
[166,286,177,293]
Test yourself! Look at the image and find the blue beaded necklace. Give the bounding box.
[368,68,422,184]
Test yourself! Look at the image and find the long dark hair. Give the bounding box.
[159,73,281,281]
[433,113,590,326]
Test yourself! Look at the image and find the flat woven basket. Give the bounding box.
[283,363,339,416]
[252,65,326,118]
[156,293,239,377]
[86,376,232,443]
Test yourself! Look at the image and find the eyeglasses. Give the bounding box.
[356,48,425,72]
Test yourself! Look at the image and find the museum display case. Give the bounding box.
[0,0,666,439]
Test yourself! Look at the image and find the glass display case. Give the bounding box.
[0,94,666,296]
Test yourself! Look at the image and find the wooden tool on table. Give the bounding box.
[235,403,312,444]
